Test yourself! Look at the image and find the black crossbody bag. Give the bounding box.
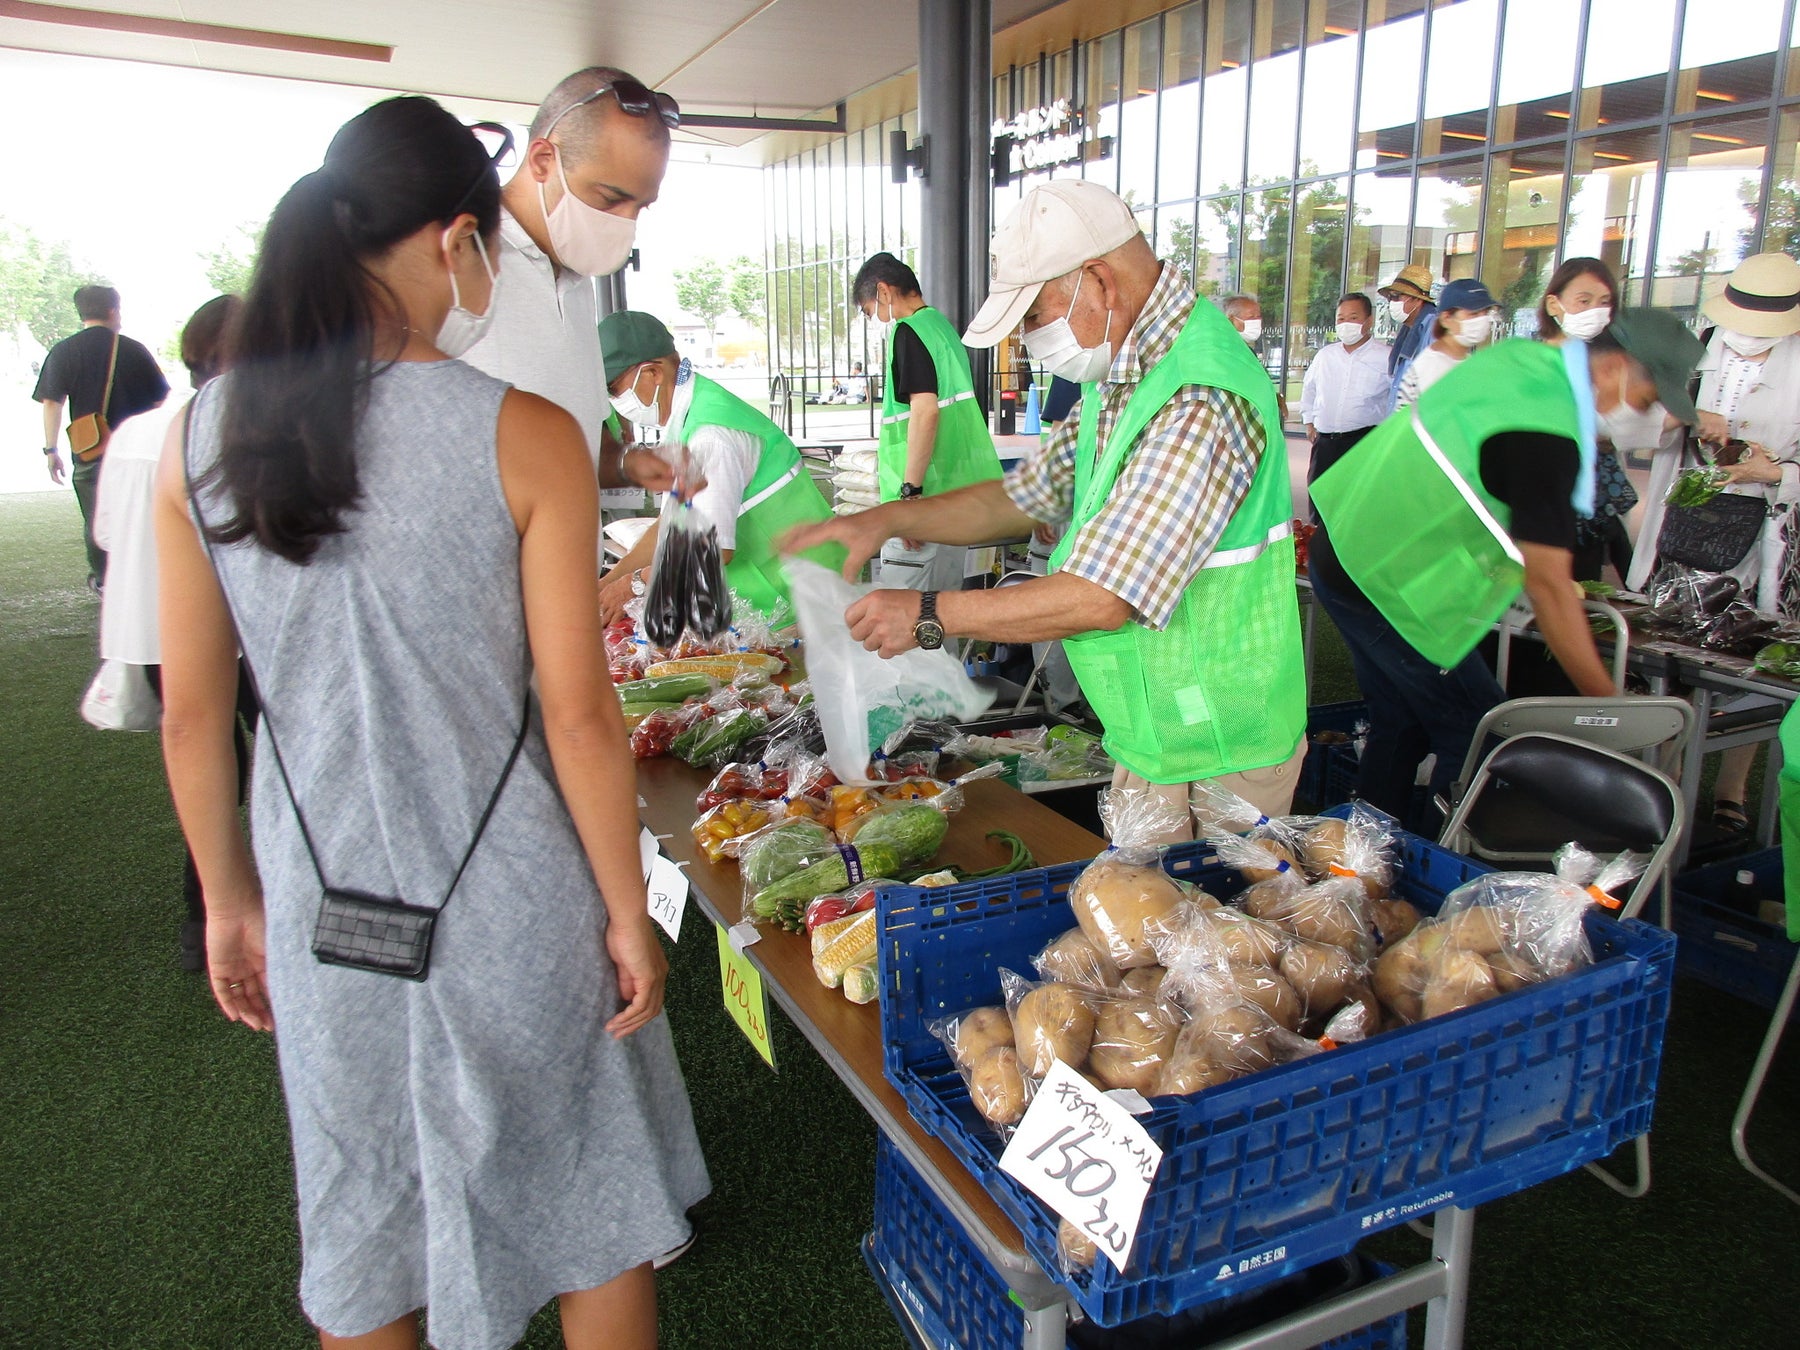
[182,401,529,980]
[1657,435,1768,573]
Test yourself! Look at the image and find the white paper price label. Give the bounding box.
[999,1058,1163,1272]
[639,826,660,881]
[646,853,689,943]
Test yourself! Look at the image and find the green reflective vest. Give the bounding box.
[1310,339,1582,669]
[1777,703,1800,939]
[679,373,840,626]
[1048,302,1307,784]
[879,306,1003,501]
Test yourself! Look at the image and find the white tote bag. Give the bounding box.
[80,659,161,732]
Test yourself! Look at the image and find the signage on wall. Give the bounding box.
[991,99,1113,174]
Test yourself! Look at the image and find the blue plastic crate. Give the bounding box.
[871,1134,1406,1350]
[1296,702,1367,810]
[877,830,1675,1328]
[1673,848,1799,1019]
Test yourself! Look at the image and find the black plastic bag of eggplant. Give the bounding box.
[643,449,732,646]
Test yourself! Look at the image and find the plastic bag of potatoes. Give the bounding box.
[1373,844,1644,1024]
[1066,788,1200,973]
[930,1004,1029,1132]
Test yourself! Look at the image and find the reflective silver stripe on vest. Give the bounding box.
[738,462,801,516]
[1410,410,1524,566]
[881,389,977,425]
[1200,519,1292,570]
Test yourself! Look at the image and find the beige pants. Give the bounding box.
[1109,741,1308,845]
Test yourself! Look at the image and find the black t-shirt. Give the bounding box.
[1313,430,1581,598]
[889,324,938,400]
[31,326,169,425]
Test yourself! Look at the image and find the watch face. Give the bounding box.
[915,620,945,650]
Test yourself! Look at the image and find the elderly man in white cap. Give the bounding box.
[1628,251,1800,836]
[782,180,1308,835]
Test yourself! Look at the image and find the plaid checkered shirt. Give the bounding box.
[1004,263,1268,631]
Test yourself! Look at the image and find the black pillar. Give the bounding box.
[918,0,993,413]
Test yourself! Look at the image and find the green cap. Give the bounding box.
[1608,309,1707,425]
[599,310,677,385]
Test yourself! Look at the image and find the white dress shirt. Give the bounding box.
[460,209,608,465]
[1300,336,1394,433]
[93,397,184,664]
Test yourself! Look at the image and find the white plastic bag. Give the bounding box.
[81,659,160,732]
[786,558,993,784]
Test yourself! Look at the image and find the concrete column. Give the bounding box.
[917,0,993,401]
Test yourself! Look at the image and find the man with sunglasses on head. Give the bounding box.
[463,67,681,504]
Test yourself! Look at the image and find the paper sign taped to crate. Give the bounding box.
[639,826,660,881]
[715,923,776,1070]
[1000,1058,1162,1272]
[647,853,688,943]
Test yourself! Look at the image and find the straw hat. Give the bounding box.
[1379,263,1435,302]
[1701,252,1800,338]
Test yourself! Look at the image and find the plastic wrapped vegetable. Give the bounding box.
[690,798,774,863]
[1754,640,1800,679]
[1665,464,1730,507]
[1081,986,1183,1094]
[1002,967,1099,1080]
[1373,844,1644,1024]
[931,1006,1030,1133]
[803,878,888,933]
[730,819,837,896]
[1032,927,1124,991]
[1067,789,1195,972]
[642,447,733,646]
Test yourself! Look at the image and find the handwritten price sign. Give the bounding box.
[646,854,689,943]
[1000,1058,1163,1272]
[715,924,776,1070]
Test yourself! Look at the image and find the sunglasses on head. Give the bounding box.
[546,76,681,135]
[448,121,517,216]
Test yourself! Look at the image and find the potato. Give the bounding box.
[1154,1031,1241,1095]
[1279,939,1363,1014]
[1235,966,1303,1032]
[1211,909,1287,967]
[1058,1218,1098,1269]
[1087,996,1180,1093]
[1035,927,1121,990]
[970,1046,1028,1126]
[1190,888,1223,912]
[1070,858,1187,970]
[1359,863,1394,902]
[1281,882,1371,954]
[1330,982,1382,1040]
[1443,906,1506,955]
[1013,984,1096,1078]
[1488,948,1538,994]
[1372,898,1423,948]
[1421,949,1499,1019]
[1121,966,1168,998]
[951,1006,1015,1068]
[1187,1005,1275,1075]
[1238,878,1294,923]
[1238,841,1303,886]
[1300,818,1350,876]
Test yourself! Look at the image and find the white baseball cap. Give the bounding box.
[962,180,1142,348]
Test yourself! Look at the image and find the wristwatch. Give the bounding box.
[899,482,923,499]
[913,591,945,650]
[43,446,57,456]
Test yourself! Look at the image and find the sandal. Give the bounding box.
[1712,799,1750,836]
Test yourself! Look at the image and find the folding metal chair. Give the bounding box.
[1438,732,1686,1198]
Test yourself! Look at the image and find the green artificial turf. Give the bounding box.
[3,490,1799,1350]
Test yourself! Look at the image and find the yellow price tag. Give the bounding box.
[716,924,776,1069]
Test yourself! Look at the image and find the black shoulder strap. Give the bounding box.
[178,396,530,910]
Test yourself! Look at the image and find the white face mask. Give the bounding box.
[1723,329,1782,359]
[1239,318,1263,344]
[1387,298,1410,323]
[1556,305,1611,342]
[1452,312,1493,349]
[610,366,663,426]
[1336,321,1366,346]
[1596,367,1666,450]
[435,231,497,359]
[1023,271,1113,384]
[537,144,637,277]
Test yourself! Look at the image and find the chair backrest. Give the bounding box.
[1439,731,1686,920]
[1452,696,1695,803]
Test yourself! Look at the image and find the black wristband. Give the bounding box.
[43,446,58,455]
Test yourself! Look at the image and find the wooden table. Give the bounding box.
[636,758,1104,1344]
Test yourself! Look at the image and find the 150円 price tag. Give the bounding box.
[999,1058,1163,1272]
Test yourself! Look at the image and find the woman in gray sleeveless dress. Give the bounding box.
[154,98,707,1350]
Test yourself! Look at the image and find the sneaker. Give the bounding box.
[178,919,206,973]
[652,1228,696,1271]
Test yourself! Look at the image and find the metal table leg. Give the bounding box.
[1302,591,1317,701]
[1676,685,1713,870]
[1730,945,1800,1206]
[1019,1300,1069,1350]
[1422,1205,1475,1350]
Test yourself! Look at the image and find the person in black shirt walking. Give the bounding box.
[32,284,170,589]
